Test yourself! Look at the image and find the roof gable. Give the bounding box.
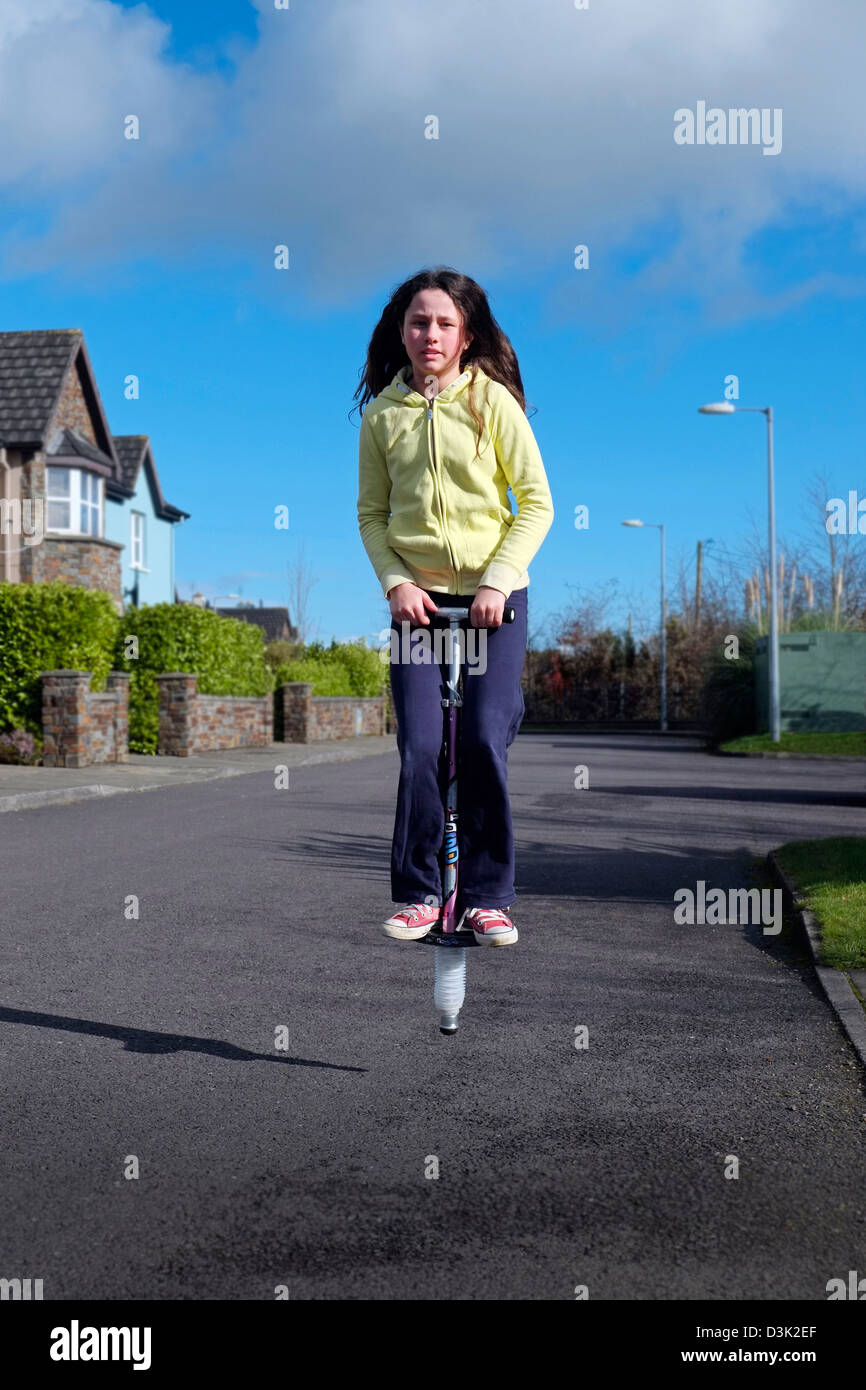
[0,330,188,522]
[0,329,119,466]
[109,434,189,522]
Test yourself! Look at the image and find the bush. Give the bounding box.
[0,727,42,764]
[0,581,120,736]
[114,604,274,753]
[327,637,388,696]
[273,637,387,697]
[263,639,303,672]
[701,624,757,746]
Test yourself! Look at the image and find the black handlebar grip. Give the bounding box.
[502,607,516,623]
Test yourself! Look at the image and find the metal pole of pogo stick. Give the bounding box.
[432,608,467,1035]
[429,604,516,1035]
[440,610,464,936]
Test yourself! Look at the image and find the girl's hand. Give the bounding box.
[470,585,506,628]
[388,582,439,626]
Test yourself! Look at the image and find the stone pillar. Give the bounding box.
[41,670,91,767]
[281,681,312,743]
[156,673,199,756]
[105,671,131,763]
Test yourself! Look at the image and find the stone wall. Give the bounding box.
[49,359,98,445]
[23,536,123,608]
[39,671,388,765]
[156,673,272,756]
[280,681,386,743]
[41,670,130,767]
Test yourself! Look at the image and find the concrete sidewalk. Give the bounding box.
[0,736,397,814]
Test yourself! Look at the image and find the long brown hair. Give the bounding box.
[351,267,531,456]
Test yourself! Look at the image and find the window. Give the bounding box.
[45,467,102,537]
[45,467,70,530]
[131,511,145,569]
[80,471,100,536]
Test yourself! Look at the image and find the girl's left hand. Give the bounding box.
[470,585,506,628]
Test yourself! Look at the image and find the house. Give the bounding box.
[214,604,298,644]
[109,435,187,608]
[0,329,188,610]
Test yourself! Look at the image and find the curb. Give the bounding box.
[0,768,241,814]
[0,739,397,815]
[0,783,156,814]
[767,850,866,1071]
[716,749,865,761]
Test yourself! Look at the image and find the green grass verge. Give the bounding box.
[722,731,866,756]
[775,837,866,969]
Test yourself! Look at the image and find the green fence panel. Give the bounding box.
[754,631,866,733]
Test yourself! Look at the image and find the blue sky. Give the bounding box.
[1,0,864,647]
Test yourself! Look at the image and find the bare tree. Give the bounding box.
[554,578,621,651]
[286,540,319,645]
[801,470,866,628]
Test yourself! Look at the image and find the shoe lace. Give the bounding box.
[403,903,433,920]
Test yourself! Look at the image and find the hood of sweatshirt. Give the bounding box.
[377,362,481,407]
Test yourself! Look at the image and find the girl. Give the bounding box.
[355,267,554,946]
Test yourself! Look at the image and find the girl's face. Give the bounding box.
[400,289,473,390]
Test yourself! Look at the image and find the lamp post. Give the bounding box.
[698,402,779,742]
[622,519,667,731]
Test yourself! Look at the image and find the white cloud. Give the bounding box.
[0,0,221,188]
[1,0,864,317]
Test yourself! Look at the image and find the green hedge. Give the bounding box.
[0,585,383,751]
[274,637,387,697]
[0,586,275,753]
[0,581,120,735]
[115,604,274,753]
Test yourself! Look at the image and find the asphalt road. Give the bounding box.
[2,733,865,1300]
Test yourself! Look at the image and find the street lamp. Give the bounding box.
[622,518,667,732]
[698,401,779,742]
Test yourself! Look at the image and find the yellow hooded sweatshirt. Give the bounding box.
[357,363,554,599]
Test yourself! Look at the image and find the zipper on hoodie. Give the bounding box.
[428,394,460,593]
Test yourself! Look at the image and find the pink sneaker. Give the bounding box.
[382,901,441,940]
[457,906,518,946]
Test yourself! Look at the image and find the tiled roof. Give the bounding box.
[112,435,148,491]
[0,329,82,443]
[215,607,297,643]
[46,426,115,469]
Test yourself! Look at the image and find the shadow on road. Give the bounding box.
[589,784,866,808]
[0,1006,367,1072]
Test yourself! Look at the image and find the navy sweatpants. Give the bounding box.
[388,585,527,911]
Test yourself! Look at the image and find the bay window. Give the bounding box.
[45,467,102,537]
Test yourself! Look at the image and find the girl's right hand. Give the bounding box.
[388,582,440,626]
